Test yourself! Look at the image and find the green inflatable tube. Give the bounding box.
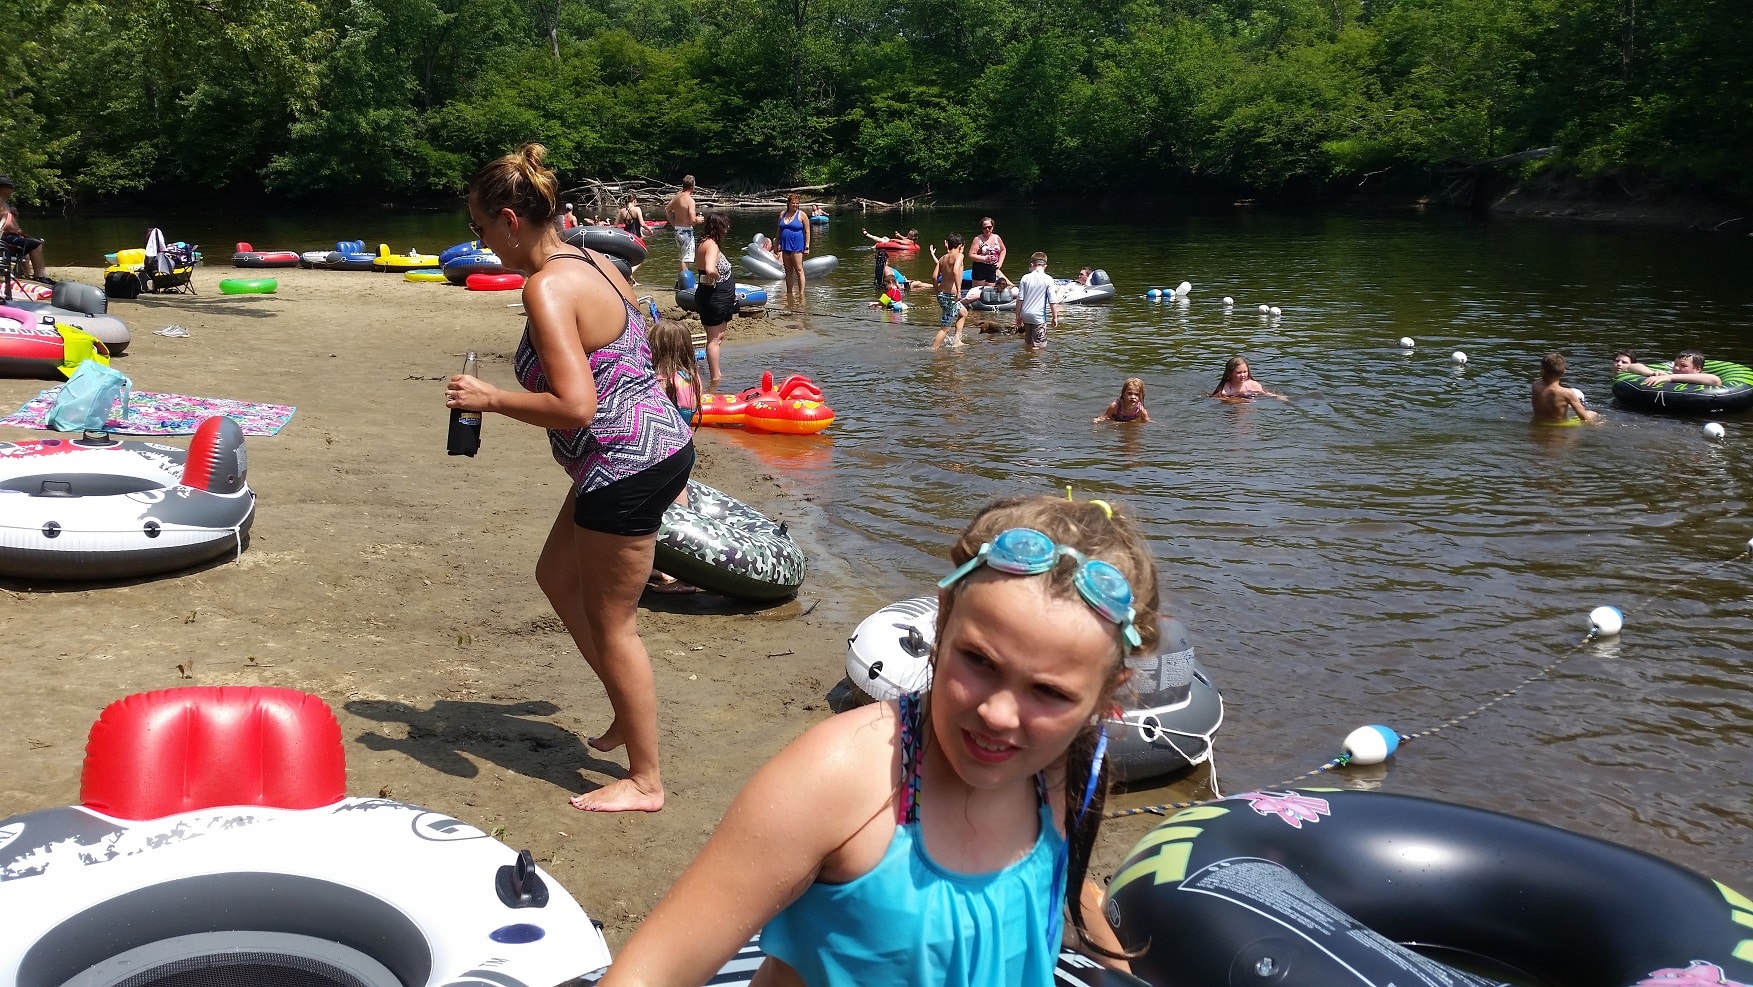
[219,278,278,295]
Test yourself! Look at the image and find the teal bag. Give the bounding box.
[47,359,132,433]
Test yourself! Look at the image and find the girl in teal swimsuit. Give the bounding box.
[601,495,1154,986]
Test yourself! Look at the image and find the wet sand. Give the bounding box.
[0,264,1188,949]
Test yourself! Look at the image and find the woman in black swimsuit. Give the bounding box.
[695,212,736,389]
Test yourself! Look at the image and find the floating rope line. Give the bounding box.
[1107,544,1753,819]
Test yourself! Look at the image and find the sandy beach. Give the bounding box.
[0,263,1187,949]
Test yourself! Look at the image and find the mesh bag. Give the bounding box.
[47,358,131,432]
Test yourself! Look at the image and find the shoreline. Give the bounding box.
[0,263,1206,950]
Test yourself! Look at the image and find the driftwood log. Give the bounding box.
[558,177,927,219]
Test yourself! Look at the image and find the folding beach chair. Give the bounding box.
[140,227,197,294]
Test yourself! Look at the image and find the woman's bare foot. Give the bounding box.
[587,725,624,753]
[570,777,664,813]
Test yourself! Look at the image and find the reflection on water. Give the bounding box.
[40,205,1753,886]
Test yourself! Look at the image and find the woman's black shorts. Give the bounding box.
[699,281,737,326]
[572,442,695,536]
[970,261,998,283]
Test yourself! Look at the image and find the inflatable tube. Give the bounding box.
[653,480,806,600]
[676,284,764,314]
[218,278,277,295]
[230,243,300,268]
[0,309,109,379]
[324,251,377,272]
[873,239,918,252]
[438,240,486,266]
[740,239,840,281]
[442,251,506,285]
[298,250,334,268]
[51,280,107,317]
[846,600,1221,782]
[372,245,441,272]
[809,214,830,225]
[1108,787,1753,987]
[697,393,749,427]
[1612,361,1753,415]
[1056,270,1116,304]
[967,284,1019,311]
[0,421,255,580]
[0,686,612,987]
[743,397,834,434]
[466,272,524,291]
[9,301,131,355]
[562,225,648,265]
[403,270,447,283]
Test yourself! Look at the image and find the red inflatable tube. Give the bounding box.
[737,370,825,404]
[81,686,348,820]
[874,239,918,252]
[466,272,525,291]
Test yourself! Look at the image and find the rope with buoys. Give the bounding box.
[1108,541,1753,819]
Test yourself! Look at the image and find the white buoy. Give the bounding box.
[1452,351,1468,365]
[1342,725,1400,766]
[1147,288,1162,300]
[1589,605,1624,637]
[1222,296,1235,306]
[1704,422,1726,440]
[1175,281,1192,297]
[1399,336,1415,349]
[1269,306,1282,316]
[1259,304,1271,314]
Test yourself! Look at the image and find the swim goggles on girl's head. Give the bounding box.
[936,527,1142,649]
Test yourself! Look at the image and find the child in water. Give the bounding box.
[649,319,701,429]
[1210,356,1286,401]
[1095,378,1151,423]
[1531,352,1600,425]
[599,495,1152,986]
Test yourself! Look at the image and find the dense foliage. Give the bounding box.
[2,0,1748,203]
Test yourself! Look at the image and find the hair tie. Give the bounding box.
[1088,499,1113,519]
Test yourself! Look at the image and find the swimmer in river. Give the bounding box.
[1531,352,1601,425]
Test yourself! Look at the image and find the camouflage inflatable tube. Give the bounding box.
[654,480,806,600]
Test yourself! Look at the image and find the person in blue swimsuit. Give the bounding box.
[600,494,1151,985]
[776,193,810,299]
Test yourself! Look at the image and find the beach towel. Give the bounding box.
[0,387,296,435]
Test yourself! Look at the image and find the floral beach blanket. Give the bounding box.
[0,387,296,436]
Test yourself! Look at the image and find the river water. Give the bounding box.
[33,205,1752,886]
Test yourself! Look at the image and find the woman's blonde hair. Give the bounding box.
[469,143,560,225]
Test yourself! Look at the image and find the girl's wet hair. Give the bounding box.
[469,143,560,225]
[933,495,1158,959]
[649,320,700,407]
[1120,377,1145,399]
[1211,356,1248,396]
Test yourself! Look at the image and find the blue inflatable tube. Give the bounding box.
[438,240,486,266]
[441,251,507,285]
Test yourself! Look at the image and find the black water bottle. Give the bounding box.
[447,351,482,457]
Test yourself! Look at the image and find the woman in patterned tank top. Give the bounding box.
[447,143,694,814]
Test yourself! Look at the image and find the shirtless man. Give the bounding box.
[967,216,1006,289]
[1531,353,1601,424]
[1630,349,1722,387]
[929,233,966,350]
[664,175,702,277]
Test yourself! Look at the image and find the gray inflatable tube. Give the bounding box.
[0,422,255,581]
[654,481,806,600]
[740,238,839,281]
[563,225,648,265]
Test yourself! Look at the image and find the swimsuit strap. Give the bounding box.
[897,692,925,824]
[543,251,639,318]
[896,691,1048,823]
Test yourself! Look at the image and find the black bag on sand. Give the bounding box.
[104,270,141,300]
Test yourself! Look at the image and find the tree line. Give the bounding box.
[2,0,1747,205]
